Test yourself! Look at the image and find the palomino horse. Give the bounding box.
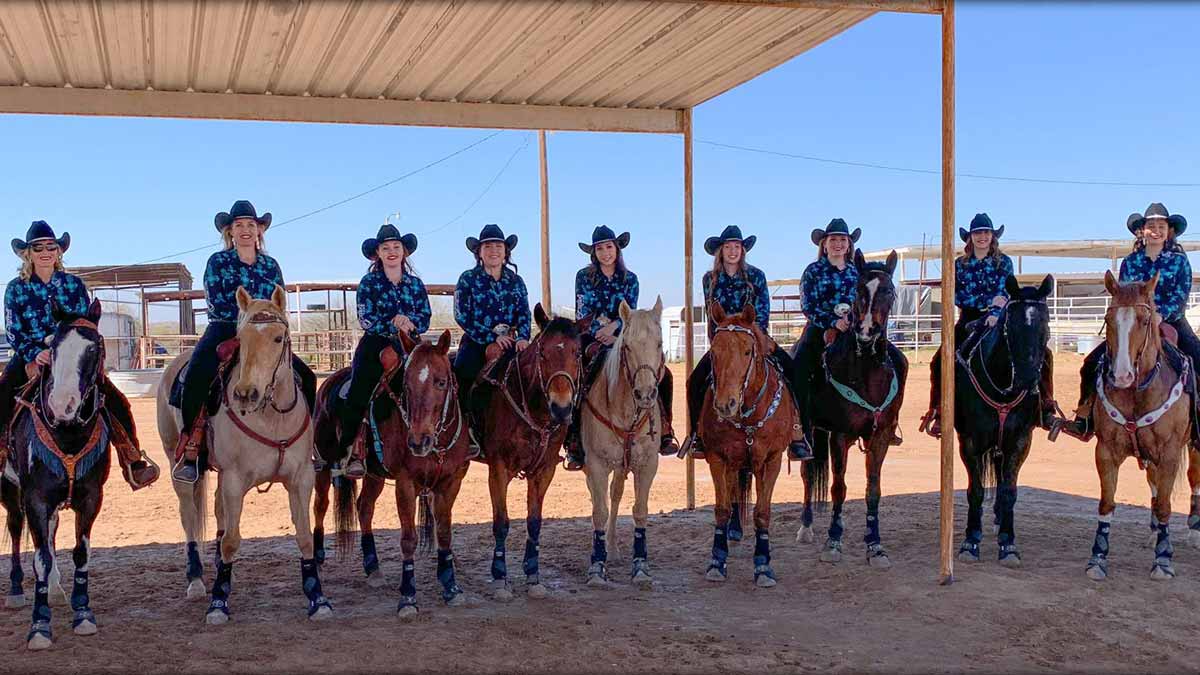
[324,330,472,618]
[580,298,665,587]
[475,304,586,599]
[700,302,797,587]
[1,299,111,650]
[1088,271,1193,581]
[955,275,1054,567]
[157,285,332,622]
[795,250,907,569]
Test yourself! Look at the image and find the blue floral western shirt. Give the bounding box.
[955,253,1014,317]
[356,269,431,337]
[702,264,771,337]
[4,271,92,364]
[454,265,531,345]
[801,257,859,330]
[575,267,639,336]
[1120,247,1192,322]
[203,249,285,323]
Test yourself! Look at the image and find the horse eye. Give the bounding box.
[274,336,283,343]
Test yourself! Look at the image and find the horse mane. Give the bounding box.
[860,261,892,276]
[602,308,658,399]
[541,316,579,340]
[1110,279,1150,306]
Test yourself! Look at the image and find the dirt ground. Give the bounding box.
[2,352,1197,674]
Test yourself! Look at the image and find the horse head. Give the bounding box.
[44,297,104,425]
[709,301,771,421]
[1104,269,1160,390]
[852,249,898,348]
[531,303,586,425]
[231,285,291,413]
[611,297,665,410]
[1000,274,1053,390]
[396,329,455,456]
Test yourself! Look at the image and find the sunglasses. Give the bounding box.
[30,243,59,253]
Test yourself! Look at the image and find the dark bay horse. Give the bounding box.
[795,250,907,569]
[1,299,111,650]
[955,274,1054,567]
[476,305,586,600]
[700,302,797,588]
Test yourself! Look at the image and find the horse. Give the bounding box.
[476,304,586,600]
[321,329,472,618]
[1087,270,1193,581]
[580,298,665,587]
[795,250,907,569]
[699,301,797,587]
[156,285,332,622]
[954,274,1054,567]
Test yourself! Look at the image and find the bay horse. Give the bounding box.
[156,286,332,622]
[700,301,797,587]
[795,250,907,569]
[580,298,664,587]
[1,299,111,650]
[476,304,586,600]
[955,274,1054,567]
[1088,271,1192,581]
[325,329,472,618]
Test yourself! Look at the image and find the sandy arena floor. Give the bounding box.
[1,353,1196,674]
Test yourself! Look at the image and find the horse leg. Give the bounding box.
[394,476,420,620]
[1087,448,1122,581]
[46,510,66,605]
[728,467,748,543]
[1143,468,1160,549]
[606,469,625,557]
[287,466,331,621]
[1149,449,1182,581]
[584,462,611,585]
[957,440,985,563]
[487,463,514,600]
[171,467,207,600]
[23,495,54,651]
[523,466,555,599]
[212,477,225,578]
[435,473,467,607]
[796,431,818,543]
[312,467,331,566]
[997,435,1033,568]
[752,450,782,588]
[863,437,892,569]
[705,457,730,582]
[820,434,851,564]
[69,483,101,636]
[630,458,658,588]
[358,475,387,587]
[1188,445,1200,548]
[2,480,26,608]
[206,475,246,625]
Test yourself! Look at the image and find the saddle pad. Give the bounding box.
[337,377,353,400]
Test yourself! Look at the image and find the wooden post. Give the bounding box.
[938,0,956,586]
[539,130,552,312]
[683,108,696,511]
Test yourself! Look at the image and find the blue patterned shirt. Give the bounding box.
[454,265,531,345]
[4,271,92,363]
[801,258,859,331]
[955,253,1014,316]
[1120,247,1192,322]
[356,269,431,337]
[203,249,285,323]
[575,267,639,336]
[702,264,770,337]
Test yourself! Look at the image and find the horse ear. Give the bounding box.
[576,314,591,335]
[710,301,726,325]
[652,295,663,322]
[436,329,451,355]
[854,249,866,271]
[86,297,102,324]
[885,250,898,276]
[270,284,287,313]
[236,286,252,312]
[741,301,757,326]
[50,298,66,324]
[1004,274,1020,298]
[1104,269,1119,295]
[1146,271,1160,299]
[1037,274,1054,299]
[618,299,631,326]
[397,329,417,354]
[534,303,549,331]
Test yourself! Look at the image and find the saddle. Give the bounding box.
[168,338,243,410]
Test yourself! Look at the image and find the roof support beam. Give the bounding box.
[0,85,684,134]
[683,0,942,14]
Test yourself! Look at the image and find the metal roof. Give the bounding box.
[0,0,939,133]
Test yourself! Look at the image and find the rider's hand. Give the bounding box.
[392,315,414,334]
[835,318,850,332]
[991,295,1008,308]
[495,335,515,350]
[515,339,530,352]
[985,315,999,327]
[35,349,51,366]
[597,332,616,346]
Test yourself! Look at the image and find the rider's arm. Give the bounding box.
[1158,254,1191,321]
[512,276,532,342]
[407,276,432,336]
[453,270,494,345]
[357,273,395,336]
[751,268,771,334]
[4,284,39,364]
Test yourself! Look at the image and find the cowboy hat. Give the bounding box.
[466,223,518,254]
[958,212,1004,242]
[214,200,272,232]
[578,225,631,255]
[362,224,418,260]
[810,218,862,247]
[704,225,756,256]
[1129,203,1187,236]
[11,220,70,257]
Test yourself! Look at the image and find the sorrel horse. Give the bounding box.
[1,299,111,650]
[475,304,586,600]
[580,298,664,587]
[157,286,332,622]
[700,302,797,587]
[795,250,907,569]
[955,275,1054,567]
[1087,271,1192,581]
[325,330,472,618]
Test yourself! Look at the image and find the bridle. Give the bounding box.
[40,318,105,430]
[493,328,581,477]
[709,322,782,445]
[1102,301,1160,392]
[585,336,665,473]
[848,271,893,354]
[384,348,463,462]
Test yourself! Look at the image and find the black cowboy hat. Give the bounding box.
[809,218,862,247]
[11,220,70,257]
[361,224,418,260]
[214,200,272,232]
[1126,212,1143,235]
[1129,202,1187,237]
[578,225,631,255]
[704,225,756,256]
[466,223,518,254]
[958,212,1005,243]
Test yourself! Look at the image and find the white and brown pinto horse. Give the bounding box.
[580,298,665,587]
[157,286,332,621]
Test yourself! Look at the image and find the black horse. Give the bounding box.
[954,274,1054,567]
[794,250,908,568]
[1,299,111,650]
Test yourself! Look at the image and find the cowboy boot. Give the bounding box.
[110,416,159,491]
[563,419,585,472]
[659,413,680,456]
[171,424,204,484]
[343,420,368,480]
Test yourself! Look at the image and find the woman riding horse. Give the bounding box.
[1059,203,1197,440]
[172,200,317,483]
[681,225,810,462]
[335,224,430,479]
[563,226,678,471]
[920,213,1058,437]
[0,221,157,490]
[453,224,531,458]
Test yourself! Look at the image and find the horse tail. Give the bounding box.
[333,476,358,558]
[738,466,753,526]
[417,493,435,555]
[804,428,831,511]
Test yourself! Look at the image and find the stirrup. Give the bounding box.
[124,453,161,491]
[1058,416,1094,442]
[172,458,199,484]
[563,450,585,472]
[918,409,941,439]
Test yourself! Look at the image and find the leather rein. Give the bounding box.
[379,349,463,467]
[709,323,783,446]
[584,340,664,473]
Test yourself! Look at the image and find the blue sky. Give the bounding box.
[1,2,1197,319]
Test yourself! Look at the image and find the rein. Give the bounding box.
[382,351,464,466]
[14,397,105,511]
[585,342,663,473]
[710,323,783,446]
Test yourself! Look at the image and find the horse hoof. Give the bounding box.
[868,553,892,569]
[705,568,726,583]
[957,550,980,564]
[820,548,842,564]
[26,633,51,651]
[491,582,513,602]
[73,619,98,636]
[205,610,230,626]
[186,578,206,601]
[999,554,1023,569]
[366,569,388,589]
[1188,529,1200,549]
[447,593,468,608]
[397,605,419,622]
[309,605,334,622]
[5,594,26,609]
[527,583,549,600]
[586,574,608,588]
[796,527,814,544]
[632,572,653,589]
[755,574,777,589]
[1086,565,1107,582]
[728,530,743,544]
[1150,564,1176,581]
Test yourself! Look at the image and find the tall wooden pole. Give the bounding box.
[539,130,552,312]
[938,0,956,586]
[683,108,696,511]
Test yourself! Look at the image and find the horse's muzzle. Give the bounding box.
[549,401,573,424]
[408,433,435,457]
[633,386,657,410]
[715,397,739,420]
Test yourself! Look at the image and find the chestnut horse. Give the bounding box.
[475,305,586,600]
[700,302,797,587]
[1088,271,1193,581]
